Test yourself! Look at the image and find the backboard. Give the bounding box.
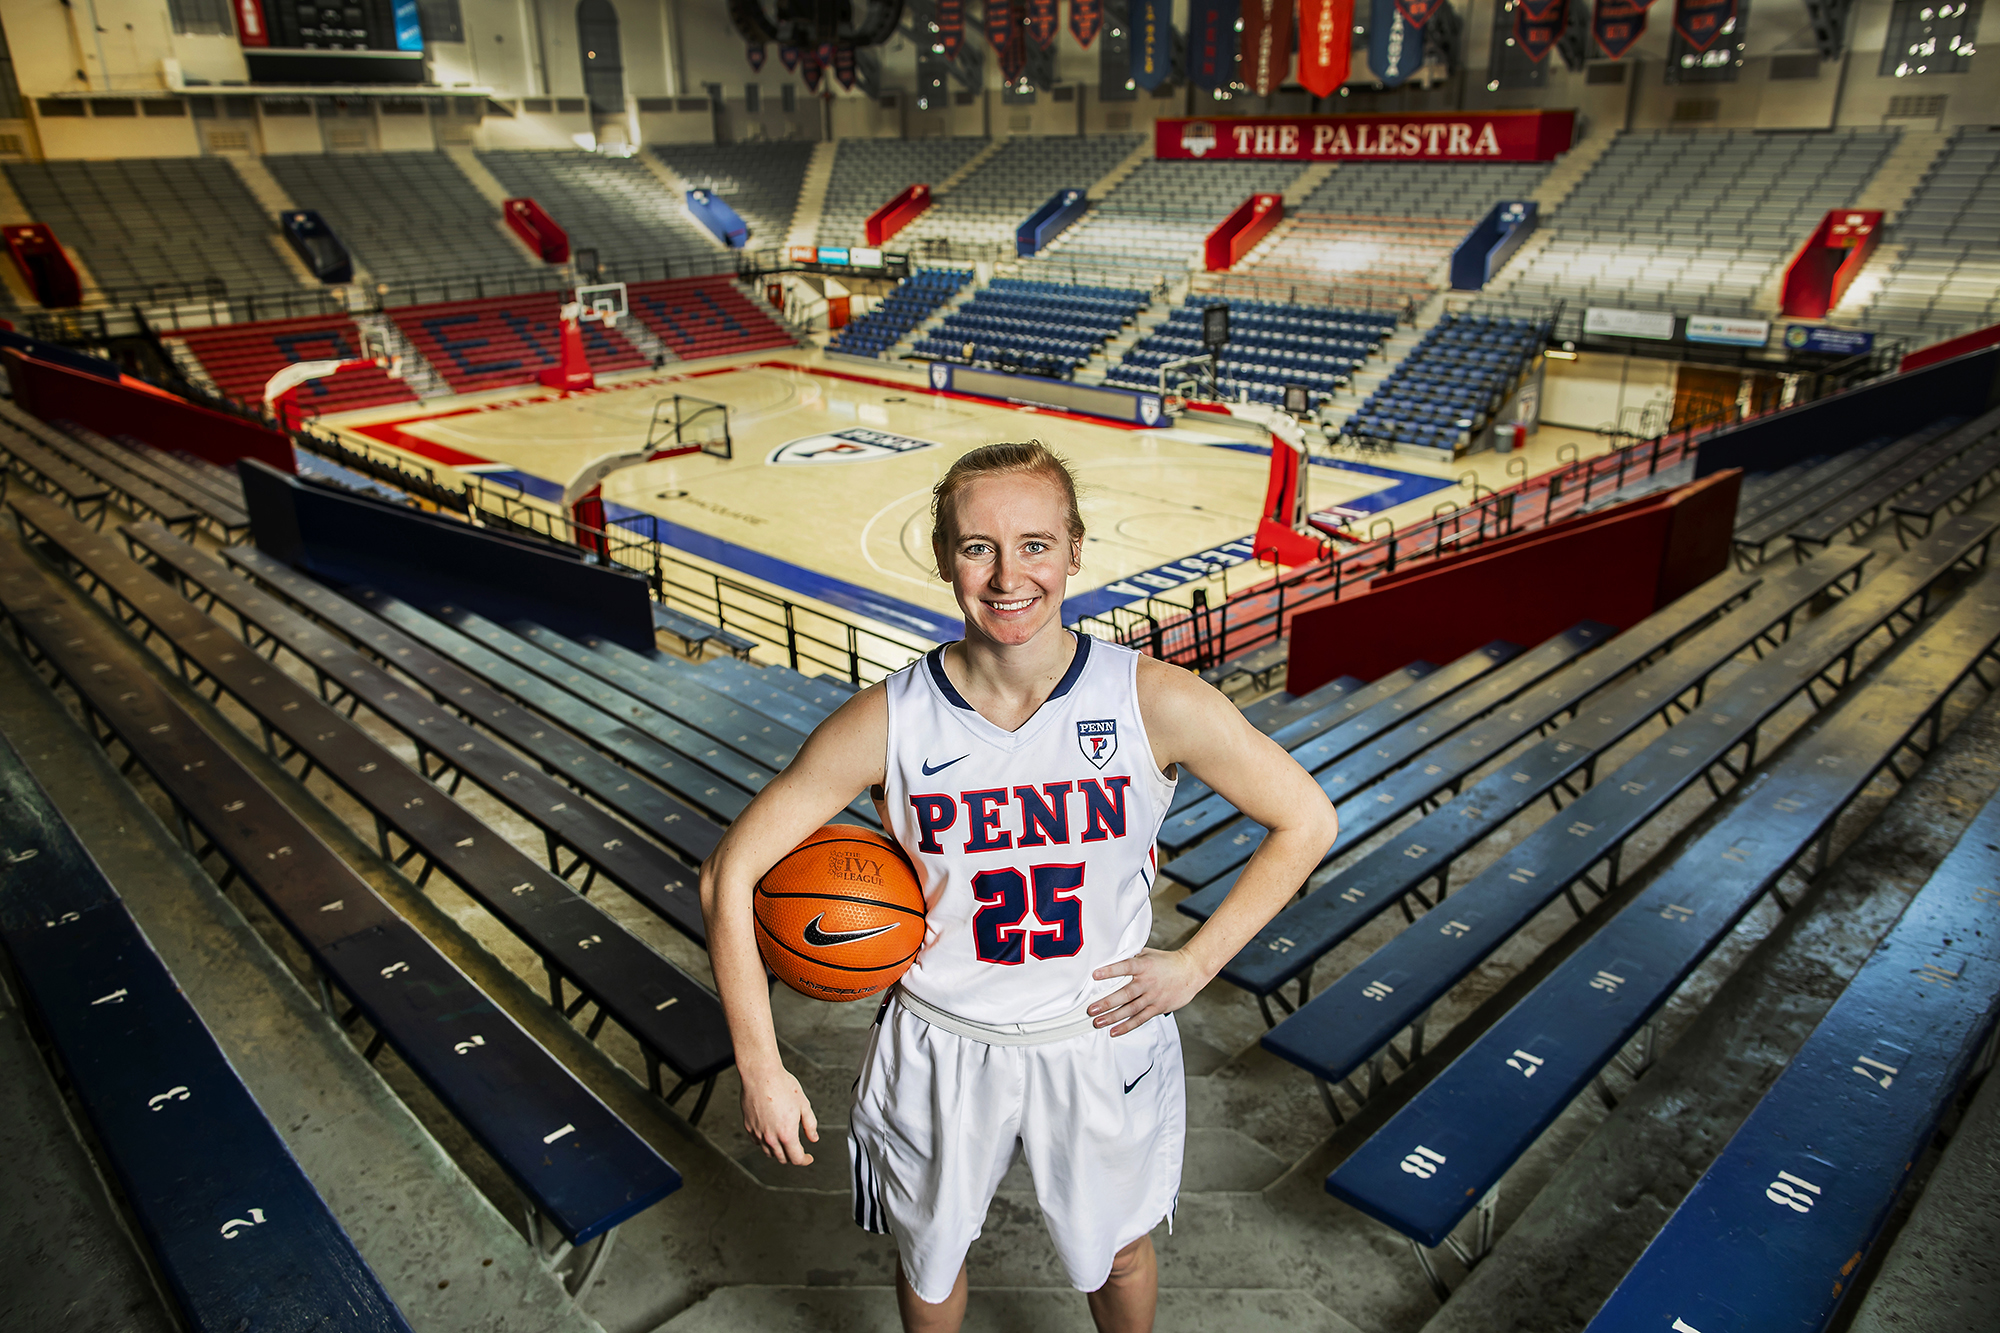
[647,394,733,460]
[576,281,628,328]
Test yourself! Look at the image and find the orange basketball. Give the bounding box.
[755,824,927,1002]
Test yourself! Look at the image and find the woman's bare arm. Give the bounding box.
[1089,657,1338,1035]
[700,682,889,1164]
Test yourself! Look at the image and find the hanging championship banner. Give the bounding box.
[1071,0,1103,45]
[1369,0,1423,83]
[1514,0,1566,61]
[1296,0,1354,93]
[747,42,766,70]
[1241,0,1295,94]
[937,0,964,55]
[1026,0,1060,48]
[800,51,823,89]
[1131,0,1175,89]
[780,44,799,70]
[1592,0,1647,56]
[1191,0,1240,90]
[833,44,857,87]
[1395,0,1444,26]
[987,0,1023,78]
[1673,0,1733,49]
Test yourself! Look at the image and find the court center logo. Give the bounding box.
[1078,719,1118,769]
[769,427,942,465]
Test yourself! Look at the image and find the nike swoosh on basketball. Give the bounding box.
[1123,1063,1154,1095]
[802,914,900,948]
[921,754,970,776]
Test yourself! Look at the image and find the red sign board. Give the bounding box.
[235,0,270,46]
[1155,111,1578,163]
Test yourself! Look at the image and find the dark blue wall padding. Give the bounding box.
[237,460,656,652]
[1696,344,2000,478]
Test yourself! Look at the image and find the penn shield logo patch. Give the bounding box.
[929,362,952,391]
[1078,719,1118,769]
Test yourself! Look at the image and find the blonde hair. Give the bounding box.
[930,441,1086,569]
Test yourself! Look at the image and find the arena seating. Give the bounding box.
[3,157,301,297]
[0,729,415,1332]
[828,266,973,358]
[1343,312,1549,451]
[479,149,723,270]
[1324,554,2000,1261]
[385,290,649,394]
[28,416,252,540]
[267,152,538,288]
[173,312,418,415]
[0,511,685,1250]
[909,276,1148,378]
[626,275,795,361]
[810,138,992,248]
[1840,127,2000,347]
[895,135,1145,248]
[1475,128,1900,325]
[1026,158,1301,284]
[1103,296,1393,405]
[1586,789,2000,1332]
[649,141,818,247]
[0,407,198,537]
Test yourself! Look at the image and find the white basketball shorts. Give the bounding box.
[847,992,1186,1305]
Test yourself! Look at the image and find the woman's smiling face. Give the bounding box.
[939,471,1082,648]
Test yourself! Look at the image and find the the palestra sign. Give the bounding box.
[1157,110,1578,164]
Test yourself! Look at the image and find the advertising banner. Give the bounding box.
[1155,110,1578,162]
[1297,0,1355,95]
[1592,0,1650,57]
[1784,325,1875,356]
[1369,0,1423,85]
[1071,0,1103,45]
[1673,0,1734,49]
[1686,315,1771,347]
[1584,307,1676,340]
[1191,0,1241,90]
[1132,0,1175,89]
[1240,0,1296,95]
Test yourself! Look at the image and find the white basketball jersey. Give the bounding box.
[883,633,1175,1026]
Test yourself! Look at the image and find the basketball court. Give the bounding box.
[327,343,1463,643]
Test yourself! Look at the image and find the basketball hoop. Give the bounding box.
[575,281,628,330]
[1163,393,1187,416]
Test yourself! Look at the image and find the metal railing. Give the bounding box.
[1068,388,1800,672]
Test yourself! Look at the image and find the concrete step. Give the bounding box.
[1088,137,1156,201]
[654,1285,1362,1332]
[936,138,1004,196]
[788,141,839,249]
[356,309,453,399]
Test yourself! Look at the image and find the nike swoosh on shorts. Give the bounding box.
[1123,1063,1154,1095]
[803,914,900,948]
[921,754,969,776]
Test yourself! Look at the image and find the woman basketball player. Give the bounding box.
[701,442,1338,1333]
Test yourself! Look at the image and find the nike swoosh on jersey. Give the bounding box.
[921,754,970,776]
[802,914,901,948]
[1123,1063,1154,1095]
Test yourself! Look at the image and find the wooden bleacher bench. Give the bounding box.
[0,534,682,1275]
[53,420,252,540]
[1198,638,1290,692]
[12,496,736,1124]
[0,405,202,539]
[1164,642,1531,864]
[1788,407,2000,559]
[704,652,853,715]
[1733,420,1959,566]
[638,642,834,733]
[1260,518,1991,1117]
[0,424,111,527]
[1238,673,1365,735]
[122,522,718,948]
[0,732,416,1333]
[1325,564,2000,1292]
[1170,625,1610,935]
[1586,788,2000,1332]
[1168,663,1439,817]
[1892,433,2000,546]
[209,545,728,875]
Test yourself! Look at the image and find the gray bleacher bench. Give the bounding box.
[652,601,757,660]
[1788,407,2000,560]
[0,732,416,1333]
[1262,520,1990,1125]
[0,414,200,540]
[13,495,736,1125]
[0,539,680,1292]
[122,522,718,948]
[1326,564,2000,1298]
[1199,639,1290,692]
[1586,786,2000,1333]
[1891,434,2000,547]
[1734,420,1959,567]
[0,426,111,527]
[53,419,252,541]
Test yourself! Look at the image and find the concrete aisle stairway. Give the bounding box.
[444,146,558,267]
[219,155,330,290]
[1087,137,1156,200]
[935,138,1006,197]
[787,142,838,249]
[1821,128,1954,324]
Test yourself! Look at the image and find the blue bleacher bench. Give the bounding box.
[1586,788,2000,1332]
[0,731,415,1333]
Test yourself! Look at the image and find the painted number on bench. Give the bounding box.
[1852,1056,1898,1090]
[147,1086,191,1111]
[1589,970,1624,994]
[1505,1050,1544,1078]
[454,1035,486,1055]
[1361,980,1395,1001]
[220,1208,267,1239]
[1399,1146,1445,1178]
[1766,1170,1821,1213]
[1439,919,1471,938]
